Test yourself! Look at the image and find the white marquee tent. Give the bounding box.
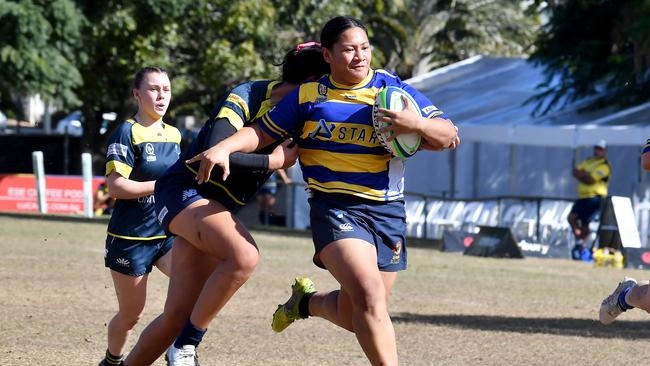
[403,55,650,200]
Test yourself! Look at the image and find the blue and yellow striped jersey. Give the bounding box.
[179,80,278,206]
[258,69,446,202]
[105,119,181,240]
[644,139,650,154]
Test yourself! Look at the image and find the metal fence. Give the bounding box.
[265,183,650,248]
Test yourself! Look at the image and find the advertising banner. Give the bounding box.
[0,174,103,214]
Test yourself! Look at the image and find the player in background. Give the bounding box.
[99,67,181,366]
[189,16,459,366]
[599,138,650,324]
[122,43,329,366]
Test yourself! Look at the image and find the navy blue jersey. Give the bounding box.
[105,119,181,239]
[179,80,280,206]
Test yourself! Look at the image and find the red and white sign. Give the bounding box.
[0,174,104,214]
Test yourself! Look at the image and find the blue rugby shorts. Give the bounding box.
[308,192,407,272]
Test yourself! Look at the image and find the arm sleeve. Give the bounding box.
[643,138,650,154]
[258,87,304,140]
[105,124,135,178]
[207,117,269,172]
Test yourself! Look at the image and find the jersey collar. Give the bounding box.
[328,69,375,90]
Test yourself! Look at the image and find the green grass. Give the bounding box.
[0,216,648,365]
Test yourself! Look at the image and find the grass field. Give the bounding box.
[1,215,650,365]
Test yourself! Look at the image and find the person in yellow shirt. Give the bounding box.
[568,139,610,259]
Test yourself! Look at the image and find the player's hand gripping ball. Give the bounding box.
[372,86,422,158]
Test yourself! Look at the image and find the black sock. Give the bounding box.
[174,319,207,349]
[298,292,314,319]
[104,349,123,365]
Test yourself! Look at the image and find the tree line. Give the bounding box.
[1,0,648,154]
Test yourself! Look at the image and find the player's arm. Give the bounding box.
[379,80,458,150]
[104,125,155,199]
[187,123,290,183]
[187,88,302,183]
[377,98,458,150]
[207,117,272,172]
[106,171,155,199]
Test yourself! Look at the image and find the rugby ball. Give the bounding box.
[372,86,422,158]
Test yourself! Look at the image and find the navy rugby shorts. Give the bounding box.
[154,162,241,235]
[104,235,173,277]
[309,192,407,272]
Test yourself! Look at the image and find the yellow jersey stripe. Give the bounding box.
[326,88,379,105]
[307,178,389,201]
[217,107,245,130]
[106,160,133,178]
[300,149,387,173]
[131,122,182,145]
[225,93,250,121]
[328,69,375,89]
[107,232,167,240]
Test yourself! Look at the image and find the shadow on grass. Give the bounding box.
[392,312,650,340]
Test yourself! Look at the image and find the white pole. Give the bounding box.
[82,153,93,218]
[31,151,47,214]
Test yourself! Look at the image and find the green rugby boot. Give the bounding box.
[272,277,316,332]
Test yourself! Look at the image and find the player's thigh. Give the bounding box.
[110,270,148,316]
[319,238,386,305]
[163,236,219,317]
[153,236,174,277]
[169,198,258,261]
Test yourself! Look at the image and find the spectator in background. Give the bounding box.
[257,168,291,225]
[599,138,650,324]
[94,180,115,216]
[568,139,610,259]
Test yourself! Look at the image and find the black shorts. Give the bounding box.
[570,196,602,224]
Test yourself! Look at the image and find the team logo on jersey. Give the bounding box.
[422,106,438,115]
[182,189,198,201]
[318,84,327,96]
[307,119,335,140]
[339,223,354,232]
[107,143,128,158]
[391,240,402,264]
[138,195,155,204]
[315,84,328,104]
[145,143,156,162]
[116,258,131,267]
